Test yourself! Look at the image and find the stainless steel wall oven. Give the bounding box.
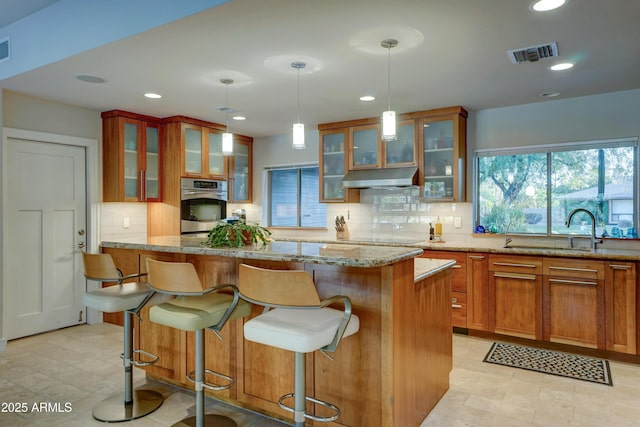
[180,178,227,234]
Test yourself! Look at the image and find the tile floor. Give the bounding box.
[1,324,640,426]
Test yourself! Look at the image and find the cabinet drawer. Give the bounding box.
[451,291,467,328]
[489,254,542,275]
[543,257,604,280]
[422,251,467,292]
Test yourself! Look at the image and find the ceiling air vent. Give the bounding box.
[0,37,9,63]
[507,42,558,64]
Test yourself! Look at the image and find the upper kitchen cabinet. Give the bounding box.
[318,128,360,203]
[181,122,227,179]
[349,120,417,170]
[415,106,467,202]
[229,138,253,203]
[102,110,162,202]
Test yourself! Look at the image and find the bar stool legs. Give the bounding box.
[173,329,236,427]
[92,309,163,422]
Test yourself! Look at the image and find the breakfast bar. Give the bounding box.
[100,237,454,426]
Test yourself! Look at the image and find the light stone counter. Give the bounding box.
[414,258,456,282]
[100,235,423,268]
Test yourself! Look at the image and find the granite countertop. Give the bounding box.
[100,236,424,268]
[276,236,640,261]
[414,258,456,282]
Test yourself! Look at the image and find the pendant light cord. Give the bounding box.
[387,44,391,112]
[297,66,301,123]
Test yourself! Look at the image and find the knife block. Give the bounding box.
[336,223,350,240]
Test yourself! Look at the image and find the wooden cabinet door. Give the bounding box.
[489,255,542,340]
[542,258,605,349]
[467,253,489,331]
[421,251,467,327]
[605,261,636,354]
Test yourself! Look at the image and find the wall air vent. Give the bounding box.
[0,37,9,63]
[507,42,558,64]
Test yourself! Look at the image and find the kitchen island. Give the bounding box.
[100,237,454,426]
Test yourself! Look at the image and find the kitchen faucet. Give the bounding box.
[565,208,602,251]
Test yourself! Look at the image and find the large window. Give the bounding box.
[475,138,637,238]
[266,165,326,227]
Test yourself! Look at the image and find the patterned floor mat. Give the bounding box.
[483,342,612,386]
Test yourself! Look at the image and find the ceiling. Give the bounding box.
[2,0,640,139]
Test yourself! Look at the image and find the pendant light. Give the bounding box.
[381,39,398,141]
[291,62,306,149]
[221,78,234,156]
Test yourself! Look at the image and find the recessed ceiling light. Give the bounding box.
[360,95,375,102]
[540,91,560,98]
[144,92,162,99]
[232,115,246,121]
[550,62,574,71]
[75,74,106,83]
[530,0,568,12]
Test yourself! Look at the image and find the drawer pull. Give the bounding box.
[609,264,632,270]
[548,266,598,273]
[493,272,536,281]
[548,278,598,286]
[452,304,463,309]
[469,255,485,260]
[493,262,537,268]
[451,297,458,303]
[452,265,462,269]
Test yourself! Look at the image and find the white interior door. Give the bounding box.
[5,138,87,340]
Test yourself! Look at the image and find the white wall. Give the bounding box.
[473,89,640,150]
[0,0,229,80]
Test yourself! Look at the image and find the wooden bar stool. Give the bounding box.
[146,258,251,427]
[82,252,164,422]
[238,264,360,427]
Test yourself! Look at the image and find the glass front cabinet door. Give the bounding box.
[349,124,381,169]
[229,139,252,203]
[102,111,162,202]
[320,129,347,201]
[384,119,417,167]
[419,107,467,201]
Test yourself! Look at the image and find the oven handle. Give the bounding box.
[181,190,227,200]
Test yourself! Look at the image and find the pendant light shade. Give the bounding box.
[381,39,398,141]
[291,62,306,149]
[221,78,234,156]
[222,132,233,155]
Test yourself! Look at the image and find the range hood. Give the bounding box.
[342,167,418,188]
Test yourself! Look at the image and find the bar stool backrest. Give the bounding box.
[238,264,321,307]
[146,258,204,294]
[82,252,121,281]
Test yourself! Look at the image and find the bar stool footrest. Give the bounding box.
[278,392,340,423]
[186,369,235,391]
[121,349,160,367]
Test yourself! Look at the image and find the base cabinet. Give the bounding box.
[542,258,605,349]
[489,255,543,340]
[605,261,637,354]
[467,254,489,331]
[422,251,466,327]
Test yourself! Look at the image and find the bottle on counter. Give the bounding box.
[435,217,443,241]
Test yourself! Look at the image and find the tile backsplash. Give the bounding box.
[100,202,147,241]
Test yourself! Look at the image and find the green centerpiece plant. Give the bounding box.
[203,221,272,248]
